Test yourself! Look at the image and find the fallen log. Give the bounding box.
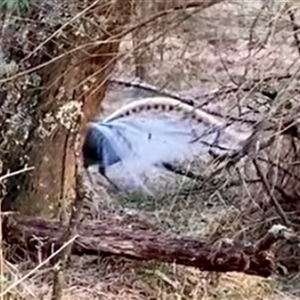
[2,214,289,277]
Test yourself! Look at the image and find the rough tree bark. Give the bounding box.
[2,213,283,278]
[0,0,133,216]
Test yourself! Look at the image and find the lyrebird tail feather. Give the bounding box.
[103,97,251,141]
[83,97,253,194]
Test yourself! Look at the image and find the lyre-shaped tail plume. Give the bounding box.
[82,97,253,194]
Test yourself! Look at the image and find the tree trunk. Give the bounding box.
[0,0,132,217]
[2,213,279,278]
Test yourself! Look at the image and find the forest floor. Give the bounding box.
[3,1,300,299]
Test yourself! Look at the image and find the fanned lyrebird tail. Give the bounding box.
[82,97,254,195]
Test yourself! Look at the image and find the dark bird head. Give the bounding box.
[82,128,101,169]
[82,123,122,176]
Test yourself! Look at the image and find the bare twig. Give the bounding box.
[252,159,292,227]
[286,4,300,57]
[248,0,269,51]
[0,235,77,298]
[0,0,224,84]
[0,166,34,182]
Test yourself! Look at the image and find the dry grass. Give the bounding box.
[2,0,300,299]
[0,255,289,300]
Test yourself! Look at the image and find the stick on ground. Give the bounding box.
[2,214,291,278]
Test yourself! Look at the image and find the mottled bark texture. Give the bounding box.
[2,213,278,277]
[0,0,133,216]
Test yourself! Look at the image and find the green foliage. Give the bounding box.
[0,0,32,15]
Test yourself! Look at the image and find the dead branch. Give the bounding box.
[2,214,290,278]
[286,4,300,57]
[253,159,292,227]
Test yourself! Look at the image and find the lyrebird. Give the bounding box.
[82,97,252,194]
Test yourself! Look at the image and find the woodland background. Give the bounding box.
[0,0,300,299]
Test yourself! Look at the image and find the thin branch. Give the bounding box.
[0,0,224,84]
[286,4,300,57]
[0,166,35,182]
[0,235,77,298]
[252,159,292,227]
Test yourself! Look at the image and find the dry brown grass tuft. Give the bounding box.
[1,253,296,299]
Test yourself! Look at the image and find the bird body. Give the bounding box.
[82,97,253,194]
